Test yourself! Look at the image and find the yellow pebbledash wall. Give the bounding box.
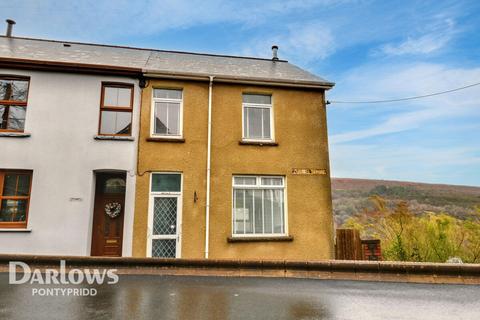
[132,79,334,260]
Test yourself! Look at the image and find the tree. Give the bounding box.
[342,197,480,263]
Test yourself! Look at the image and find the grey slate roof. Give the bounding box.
[0,36,334,87]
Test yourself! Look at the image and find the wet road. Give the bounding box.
[0,274,479,320]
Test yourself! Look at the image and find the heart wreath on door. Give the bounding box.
[105,202,121,218]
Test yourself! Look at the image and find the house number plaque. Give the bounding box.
[291,168,327,175]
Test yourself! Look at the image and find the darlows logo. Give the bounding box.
[9,260,119,296]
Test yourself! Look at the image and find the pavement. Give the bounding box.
[0,274,479,319]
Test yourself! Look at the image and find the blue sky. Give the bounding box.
[3,0,480,186]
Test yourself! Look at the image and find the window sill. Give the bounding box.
[239,140,278,146]
[94,135,134,141]
[0,132,31,138]
[227,235,293,243]
[147,137,185,143]
[0,228,32,232]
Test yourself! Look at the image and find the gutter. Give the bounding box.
[0,57,142,77]
[143,72,335,90]
[205,76,214,259]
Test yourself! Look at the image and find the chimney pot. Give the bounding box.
[271,45,279,61]
[5,19,16,37]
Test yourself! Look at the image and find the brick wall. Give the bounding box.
[361,239,382,261]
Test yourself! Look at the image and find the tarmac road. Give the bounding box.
[0,274,479,319]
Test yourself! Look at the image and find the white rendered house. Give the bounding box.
[0,37,143,256]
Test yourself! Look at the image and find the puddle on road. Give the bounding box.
[0,274,479,320]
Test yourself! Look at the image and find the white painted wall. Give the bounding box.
[0,69,140,256]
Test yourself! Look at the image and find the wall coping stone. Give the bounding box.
[0,255,478,284]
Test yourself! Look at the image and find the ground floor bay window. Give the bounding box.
[232,176,286,237]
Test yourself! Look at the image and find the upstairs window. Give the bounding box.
[152,89,183,137]
[0,76,30,132]
[242,94,273,141]
[0,170,33,228]
[99,83,134,136]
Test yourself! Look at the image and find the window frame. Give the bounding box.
[241,94,275,142]
[0,75,30,133]
[98,82,134,136]
[0,170,33,229]
[146,172,183,258]
[231,175,287,238]
[150,88,184,139]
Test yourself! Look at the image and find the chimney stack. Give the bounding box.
[271,45,279,61]
[5,19,16,37]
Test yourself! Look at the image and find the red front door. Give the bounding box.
[90,172,126,256]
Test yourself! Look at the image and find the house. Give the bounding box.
[0,30,143,256]
[133,49,335,261]
[0,21,335,260]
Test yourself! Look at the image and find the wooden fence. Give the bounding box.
[335,229,382,261]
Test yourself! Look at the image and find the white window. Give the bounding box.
[151,89,183,137]
[232,176,286,236]
[242,94,273,141]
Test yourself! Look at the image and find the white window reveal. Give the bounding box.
[232,176,286,237]
[147,173,182,258]
[242,94,273,141]
[152,89,183,137]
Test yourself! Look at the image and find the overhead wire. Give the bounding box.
[326,81,480,105]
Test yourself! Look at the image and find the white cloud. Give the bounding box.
[328,61,480,185]
[330,107,450,144]
[242,22,335,63]
[378,17,457,56]
[1,0,342,42]
[330,143,480,186]
[329,63,480,144]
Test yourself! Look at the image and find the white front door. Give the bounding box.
[147,173,182,258]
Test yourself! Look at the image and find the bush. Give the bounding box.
[342,197,480,263]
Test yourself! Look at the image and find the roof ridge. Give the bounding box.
[0,35,289,63]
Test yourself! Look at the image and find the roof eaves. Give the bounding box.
[143,69,335,89]
[0,57,143,76]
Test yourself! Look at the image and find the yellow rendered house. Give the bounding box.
[132,47,335,260]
